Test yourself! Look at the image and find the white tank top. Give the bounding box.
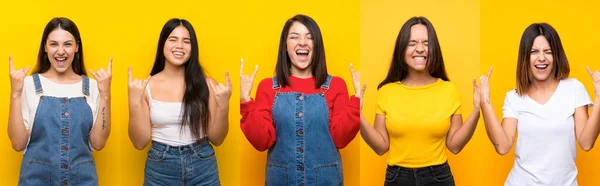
[147,83,201,146]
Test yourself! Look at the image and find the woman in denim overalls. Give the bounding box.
[8,17,112,186]
[128,18,231,186]
[240,14,363,186]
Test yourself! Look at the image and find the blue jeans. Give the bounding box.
[384,162,455,186]
[144,140,220,186]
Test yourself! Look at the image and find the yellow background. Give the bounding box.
[0,0,241,185]
[359,0,483,185]
[239,0,360,185]
[481,0,600,185]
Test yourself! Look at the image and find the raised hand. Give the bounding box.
[208,72,233,109]
[473,78,481,108]
[89,57,113,96]
[350,63,366,109]
[128,67,150,104]
[8,56,30,96]
[479,67,493,106]
[586,66,600,98]
[240,58,258,102]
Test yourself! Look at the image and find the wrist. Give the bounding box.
[241,96,251,102]
[11,92,22,100]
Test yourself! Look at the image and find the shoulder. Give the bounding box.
[504,89,520,102]
[329,76,347,87]
[257,77,274,91]
[439,80,459,92]
[562,78,584,88]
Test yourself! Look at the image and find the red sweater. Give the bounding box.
[240,76,360,151]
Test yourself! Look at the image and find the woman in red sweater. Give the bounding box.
[240,14,362,185]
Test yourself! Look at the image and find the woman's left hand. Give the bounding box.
[89,57,113,97]
[209,72,233,109]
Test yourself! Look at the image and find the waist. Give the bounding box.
[151,139,208,153]
[388,161,450,173]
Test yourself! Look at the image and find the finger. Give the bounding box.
[350,63,354,74]
[98,68,107,78]
[207,79,216,93]
[89,68,98,79]
[128,67,133,82]
[240,58,244,76]
[251,64,258,79]
[107,57,113,75]
[586,66,593,76]
[23,66,30,76]
[473,78,477,87]
[225,72,232,88]
[361,83,367,94]
[142,76,151,87]
[9,56,14,72]
[487,66,493,77]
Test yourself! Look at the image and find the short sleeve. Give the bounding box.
[573,79,592,108]
[502,93,517,119]
[375,87,386,115]
[89,80,100,127]
[451,84,462,115]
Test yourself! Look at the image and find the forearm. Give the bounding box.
[90,94,111,151]
[128,102,151,150]
[481,103,512,154]
[8,94,28,151]
[207,106,229,146]
[447,108,480,153]
[578,98,600,151]
[359,113,388,155]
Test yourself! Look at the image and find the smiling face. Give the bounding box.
[45,28,78,74]
[286,21,314,73]
[404,24,428,72]
[163,25,192,67]
[529,35,554,82]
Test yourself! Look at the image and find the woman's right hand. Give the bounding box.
[479,67,493,106]
[350,63,366,109]
[8,56,30,97]
[128,67,150,105]
[240,58,258,103]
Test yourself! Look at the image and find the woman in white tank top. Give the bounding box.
[127,18,232,186]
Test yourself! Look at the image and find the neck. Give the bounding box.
[42,67,79,83]
[530,77,559,92]
[402,69,436,86]
[290,67,312,78]
[162,61,186,79]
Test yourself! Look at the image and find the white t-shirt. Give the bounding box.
[503,78,592,186]
[147,83,200,146]
[21,75,100,152]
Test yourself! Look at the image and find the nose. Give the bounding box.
[175,40,184,49]
[299,36,308,46]
[415,42,425,53]
[537,52,547,62]
[57,45,66,55]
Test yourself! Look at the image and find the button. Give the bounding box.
[61,146,69,151]
[297,130,304,135]
[297,148,304,153]
[298,95,304,100]
[61,181,67,185]
[64,112,70,117]
[61,98,69,103]
[297,166,304,171]
[297,112,303,117]
[62,129,69,134]
[61,164,68,169]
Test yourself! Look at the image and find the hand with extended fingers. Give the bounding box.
[89,58,113,96]
[128,67,150,105]
[240,58,258,103]
[478,67,493,106]
[587,66,600,99]
[8,56,30,96]
[208,72,232,109]
[350,63,366,109]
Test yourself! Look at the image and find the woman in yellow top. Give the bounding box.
[360,16,481,186]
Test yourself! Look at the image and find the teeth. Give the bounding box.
[413,56,426,60]
[56,57,67,61]
[173,52,184,56]
[535,64,548,69]
[296,50,309,54]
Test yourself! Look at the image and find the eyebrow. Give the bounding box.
[168,36,191,40]
[289,32,311,35]
[48,40,74,43]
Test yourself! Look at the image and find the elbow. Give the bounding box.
[133,142,147,150]
[496,147,510,155]
[374,147,389,156]
[579,142,594,152]
[210,139,224,147]
[91,143,106,151]
[11,143,26,152]
[448,147,462,155]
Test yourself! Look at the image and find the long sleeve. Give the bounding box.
[327,77,360,149]
[240,78,276,151]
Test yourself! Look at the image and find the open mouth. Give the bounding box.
[173,51,185,57]
[55,57,67,66]
[534,64,549,70]
[296,49,309,61]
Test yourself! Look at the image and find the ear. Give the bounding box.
[75,42,79,53]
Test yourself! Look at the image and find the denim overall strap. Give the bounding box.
[32,73,43,95]
[82,75,90,96]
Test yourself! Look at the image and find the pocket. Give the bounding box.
[147,147,166,162]
[19,160,52,185]
[315,163,342,186]
[432,164,454,183]
[193,144,215,160]
[266,164,288,186]
[76,160,98,185]
[384,166,399,183]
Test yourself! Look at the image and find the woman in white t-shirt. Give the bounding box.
[477,23,600,186]
[127,18,231,185]
[7,17,112,185]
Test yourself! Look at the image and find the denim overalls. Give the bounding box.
[19,74,98,186]
[266,75,343,186]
